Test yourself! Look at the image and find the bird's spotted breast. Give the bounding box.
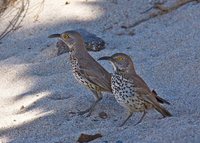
[111,73,146,111]
[69,54,99,91]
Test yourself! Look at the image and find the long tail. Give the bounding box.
[137,88,172,117]
[154,103,172,117]
[148,91,172,117]
[152,90,170,105]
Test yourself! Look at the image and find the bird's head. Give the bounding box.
[98,53,134,73]
[48,31,84,51]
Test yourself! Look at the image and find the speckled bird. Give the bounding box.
[48,31,111,116]
[98,53,172,126]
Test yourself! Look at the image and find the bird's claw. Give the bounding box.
[77,109,92,117]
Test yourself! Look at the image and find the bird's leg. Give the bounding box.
[78,91,102,117]
[85,91,102,117]
[134,111,147,126]
[119,111,133,127]
[85,96,102,117]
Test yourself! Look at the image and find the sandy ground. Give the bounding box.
[0,0,200,142]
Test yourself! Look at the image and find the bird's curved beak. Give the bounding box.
[98,56,112,61]
[48,34,61,38]
[98,56,117,72]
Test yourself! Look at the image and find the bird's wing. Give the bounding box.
[78,56,112,92]
[131,74,151,91]
[131,74,170,104]
[135,88,158,103]
[135,87,172,117]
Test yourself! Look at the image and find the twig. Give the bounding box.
[0,0,45,40]
[0,0,30,40]
[28,0,45,22]
[122,0,199,29]
[140,1,166,14]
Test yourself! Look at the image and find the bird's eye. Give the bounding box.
[117,57,123,61]
[63,34,69,39]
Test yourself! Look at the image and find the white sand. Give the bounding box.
[0,0,200,142]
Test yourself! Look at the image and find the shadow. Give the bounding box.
[0,1,130,142]
[1,0,200,143]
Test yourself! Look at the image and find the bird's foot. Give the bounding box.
[133,121,142,126]
[77,108,93,117]
[118,119,128,127]
[118,123,125,127]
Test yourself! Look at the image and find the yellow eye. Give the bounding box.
[117,56,123,61]
[63,34,69,39]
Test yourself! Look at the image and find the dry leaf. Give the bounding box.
[77,133,102,143]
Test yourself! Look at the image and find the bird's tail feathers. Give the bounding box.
[154,104,172,117]
[152,90,170,105]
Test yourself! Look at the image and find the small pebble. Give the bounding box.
[99,112,108,119]
[65,1,70,5]
[20,105,25,110]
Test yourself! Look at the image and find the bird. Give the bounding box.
[98,53,172,126]
[48,31,112,117]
